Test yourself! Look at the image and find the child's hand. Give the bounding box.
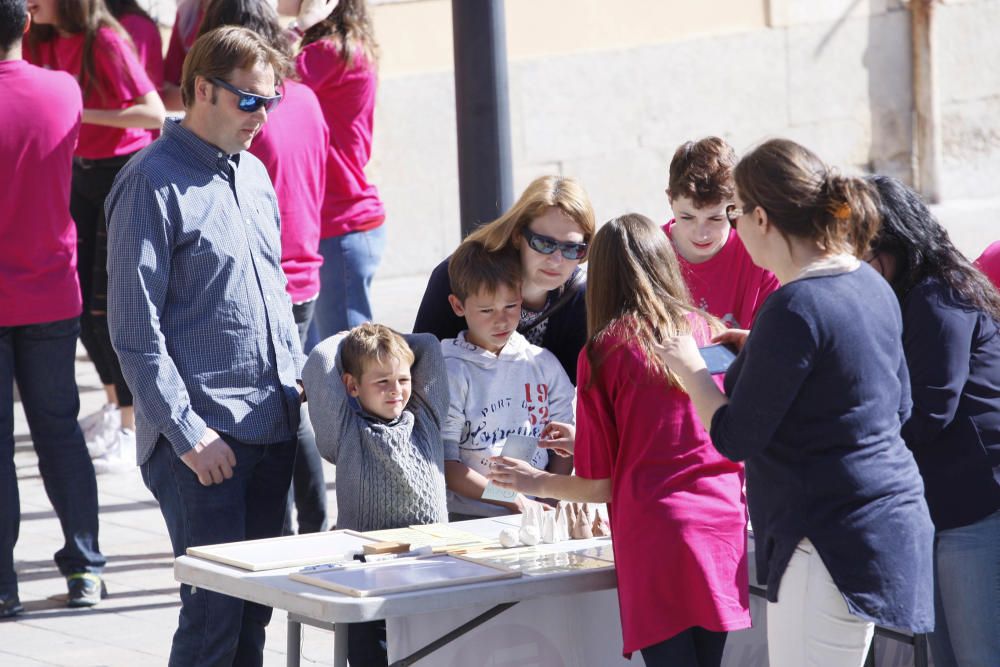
[489,456,549,498]
[539,421,575,457]
[711,328,750,352]
[652,334,705,378]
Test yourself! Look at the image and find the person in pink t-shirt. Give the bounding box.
[664,137,779,329]
[106,0,164,89]
[0,0,106,614]
[293,0,388,349]
[975,240,1000,290]
[160,0,206,109]
[25,0,165,469]
[491,214,750,667]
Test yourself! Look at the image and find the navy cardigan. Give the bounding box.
[412,258,588,385]
[711,264,934,632]
[898,277,1000,530]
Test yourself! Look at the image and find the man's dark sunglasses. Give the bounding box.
[210,77,282,113]
[521,228,588,260]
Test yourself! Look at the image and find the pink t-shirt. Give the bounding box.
[118,12,164,89]
[0,61,82,327]
[665,220,780,328]
[575,316,750,656]
[975,240,1000,290]
[163,1,204,86]
[249,80,328,303]
[296,40,385,238]
[27,27,155,159]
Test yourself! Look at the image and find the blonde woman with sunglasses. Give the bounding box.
[415,175,595,387]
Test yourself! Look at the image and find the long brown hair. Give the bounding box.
[734,138,880,257]
[301,0,378,68]
[26,0,132,102]
[464,175,596,254]
[585,213,717,389]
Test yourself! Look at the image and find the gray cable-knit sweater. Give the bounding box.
[302,333,449,532]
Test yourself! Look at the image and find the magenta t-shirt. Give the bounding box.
[574,315,751,656]
[163,1,203,86]
[296,41,385,238]
[249,80,327,303]
[975,240,1000,290]
[665,220,780,328]
[0,61,82,326]
[27,27,155,159]
[118,12,164,89]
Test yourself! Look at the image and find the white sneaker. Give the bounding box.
[82,405,121,459]
[92,428,136,475]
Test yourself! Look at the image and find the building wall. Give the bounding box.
[140,0,1000,273]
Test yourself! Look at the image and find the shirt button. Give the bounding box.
[245,218,252,226]
[266,295,272,301]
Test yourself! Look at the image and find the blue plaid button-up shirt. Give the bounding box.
[107,119,306,464]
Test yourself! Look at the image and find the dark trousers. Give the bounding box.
[141,434,295,667]
[0,318,105,596]
[282,299,328,535]
[70,156,135,407]
[640,627,728,667]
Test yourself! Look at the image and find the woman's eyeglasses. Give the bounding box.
[725,204,744,228]
[211,78,282,113]
[521,228,589,260]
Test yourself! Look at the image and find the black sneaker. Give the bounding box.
[0,594,23,618]
[66,573,107,608]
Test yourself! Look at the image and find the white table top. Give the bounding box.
[174,518,619,624]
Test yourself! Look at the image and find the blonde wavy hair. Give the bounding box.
[464,176,596,255]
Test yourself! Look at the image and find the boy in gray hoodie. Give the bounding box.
[442,242,575,520]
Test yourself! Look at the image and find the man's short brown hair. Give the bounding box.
[667,136,737,208]
[340,323,414,379]
[448,240,522,302]
[181,25,290,108]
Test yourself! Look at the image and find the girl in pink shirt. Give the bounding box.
[106,0,164,90]
[491,214,750,666]
[26,0,165,463]
[664,137,779,329]
[294,0,387,349]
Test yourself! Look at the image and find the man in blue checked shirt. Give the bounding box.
[106,26,306,667]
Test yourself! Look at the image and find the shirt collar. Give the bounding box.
[162,118,241,172]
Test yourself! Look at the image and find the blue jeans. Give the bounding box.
[284,299,328,535]
[928,508,1000,667]
[141,434,295,667]
[0,317,104,596]
[307,224,386,352]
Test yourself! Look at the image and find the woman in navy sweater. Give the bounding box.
[867,175,1000,667]
[656,139,934,667]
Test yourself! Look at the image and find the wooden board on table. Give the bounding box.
[185,530,375,572]
[289,553,520,597]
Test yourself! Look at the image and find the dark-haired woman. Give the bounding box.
[656,139,934,667]
[867,175,1000,667]
[293,0,387,348]
[26,0,165,470]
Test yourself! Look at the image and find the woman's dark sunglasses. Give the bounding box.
[521,228,588,260]
[211,78,282,113]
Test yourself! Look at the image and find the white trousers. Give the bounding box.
[767,539,875,667]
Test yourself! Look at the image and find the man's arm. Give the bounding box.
[106,171,207,456]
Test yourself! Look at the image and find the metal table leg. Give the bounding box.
[913,634,929,667]
[333,622,350,667]
[286,618,301,667]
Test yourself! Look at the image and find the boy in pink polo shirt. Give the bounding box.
[0,0,106,614]
[664,137,779,329]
